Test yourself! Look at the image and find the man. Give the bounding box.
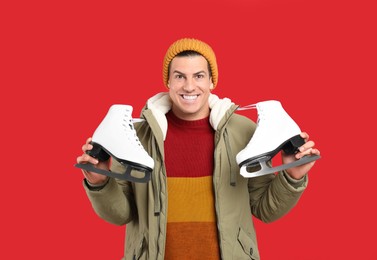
[76,38,320,259]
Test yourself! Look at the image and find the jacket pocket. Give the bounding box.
[237,227,259,260]
[133,235,147,260]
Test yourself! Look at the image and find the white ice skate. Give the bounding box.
[236,100,320,178]
[75,105,154,183]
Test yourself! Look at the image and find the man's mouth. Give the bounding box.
[181,95,199,100]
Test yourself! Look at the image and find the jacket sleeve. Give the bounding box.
[248,170,308,223]
[83,159,135,226]
[231,112,309,223]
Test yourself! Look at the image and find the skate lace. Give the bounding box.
[237,104,264,125]
[122,114,145,149]
[236,104,257,111]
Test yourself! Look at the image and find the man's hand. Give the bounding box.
[76,137,110,185]
[283,132,320,180]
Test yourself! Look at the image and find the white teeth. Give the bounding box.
[183,95,198,100]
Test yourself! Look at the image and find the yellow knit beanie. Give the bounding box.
[162,38,218,88]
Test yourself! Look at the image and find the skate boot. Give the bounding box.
[75,105,154,183]
[236,100,320,178]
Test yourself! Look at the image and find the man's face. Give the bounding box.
[168,55,213,121]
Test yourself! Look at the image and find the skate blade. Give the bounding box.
[240,154,321,178]
[74,162,151,183]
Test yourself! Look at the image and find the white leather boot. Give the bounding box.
[236,100,320,178]
[75,105,154,183]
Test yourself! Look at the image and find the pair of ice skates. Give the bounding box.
[74,101,320,183]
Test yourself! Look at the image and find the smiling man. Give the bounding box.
[77,38,320,259]
[163,39,216,121]
[168,52,213,119]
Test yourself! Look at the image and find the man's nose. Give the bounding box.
[183,78,195,92]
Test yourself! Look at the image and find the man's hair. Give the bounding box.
[167,50,212,80]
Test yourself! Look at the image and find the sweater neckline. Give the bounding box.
[166,110,210,128]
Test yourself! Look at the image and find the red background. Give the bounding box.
[1,0,376,259]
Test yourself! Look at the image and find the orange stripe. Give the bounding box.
[165,222,220,260]
[167,176,216,222]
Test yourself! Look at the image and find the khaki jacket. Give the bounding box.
[84,93,308,260]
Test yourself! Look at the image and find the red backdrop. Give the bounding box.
[1,0,376,259]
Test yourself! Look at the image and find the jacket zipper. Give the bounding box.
[213,105,238,260]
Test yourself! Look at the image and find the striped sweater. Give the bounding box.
[164,110,220,259]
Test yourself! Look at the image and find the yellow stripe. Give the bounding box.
[167,176,216,222]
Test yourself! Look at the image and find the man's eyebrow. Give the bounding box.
[193,70,207,75]
[172,70,207,75]
[172,70,184,75]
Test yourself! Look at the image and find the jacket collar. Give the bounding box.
[145,92,235,140]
